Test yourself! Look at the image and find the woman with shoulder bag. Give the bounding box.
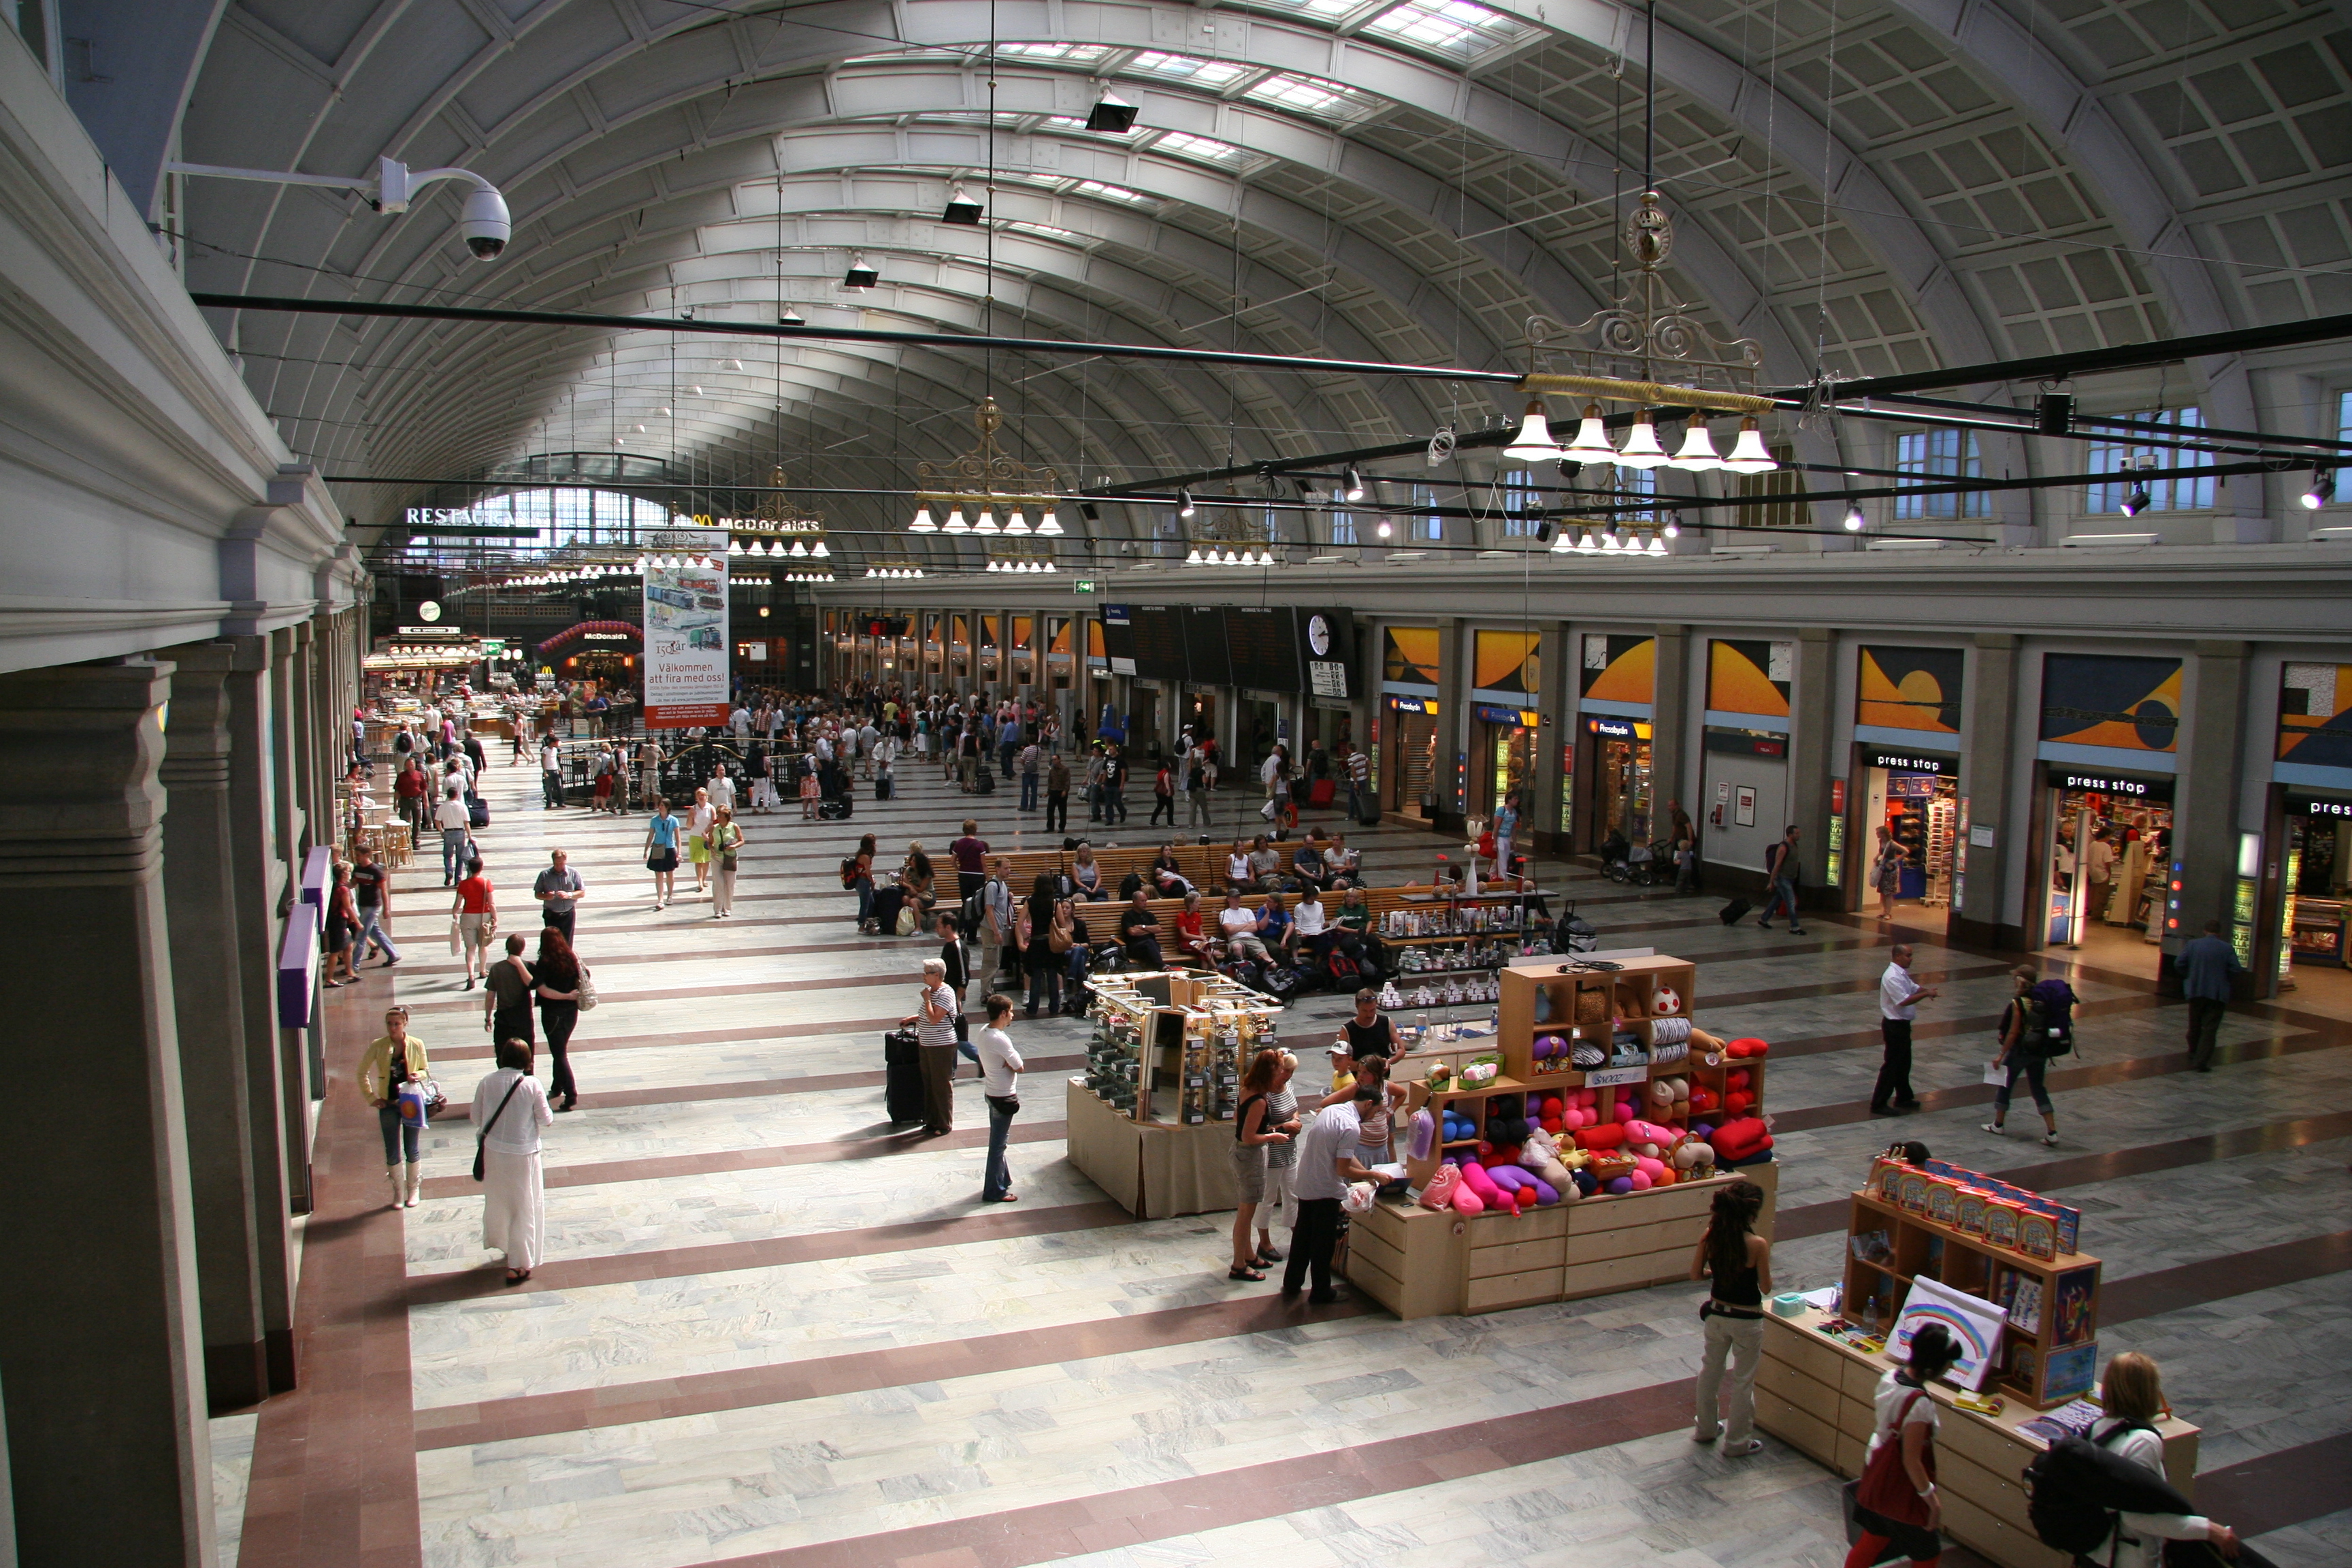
[359,1007,434,1208]
[708,806,745,918]
[472,1036,554,1284]
[1984,965,2061,1146]
[534,928,585,1112]
[1690,1179,1772,1455]
[1844,1321,1962,1568]
[642,796,681,909]
[1872,826,1905,923]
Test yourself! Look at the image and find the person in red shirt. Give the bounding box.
[949,819,990,903]
[393,757,427,836]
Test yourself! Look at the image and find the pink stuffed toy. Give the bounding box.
[1456,1159,1507,1210]
[1441,1159,1485,1214]
[1420,1164,1460,1210]
[1612,1098,1635,1124]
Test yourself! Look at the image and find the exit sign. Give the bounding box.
[1073,578,1098,595]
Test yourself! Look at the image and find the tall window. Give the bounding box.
[2088,408,2215,513]
[1735,447,1802,528]
[1616,467,1656,525]
[2337,389,2352,444]
[1500,469,1539,536]
[1895,429,1989,519]
[1328,510,1358,546]
[1411,485,1443,542]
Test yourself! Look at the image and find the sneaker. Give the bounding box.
[2041,1131,2061,1147]
[1981,1122,2004,1136]
[1722,1439,1764,1458]
[1788,926,1807,935]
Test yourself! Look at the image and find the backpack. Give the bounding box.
[1118,871,1147,899]
[2022,1421,2183,1557]
[840,855,862,891]
[2030,979,2079,1057]
[960,885,988,935]
[1325,951,1362,986]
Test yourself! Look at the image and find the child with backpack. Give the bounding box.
[1985,966,2070,1146]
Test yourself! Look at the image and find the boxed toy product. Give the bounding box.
[2016,1206,2059,1262]
[1925,1173,1962,1227]
[1954,1186,1991,1237]
[1984,1196,2024,1251]
[1896,1169,1931,1215]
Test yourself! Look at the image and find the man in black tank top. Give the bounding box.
[1335,988,1395,1072]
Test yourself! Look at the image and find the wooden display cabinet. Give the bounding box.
[1840,1188,2102,1408]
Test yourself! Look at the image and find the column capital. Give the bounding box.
[0,659,173,885]
[157,643,238,788]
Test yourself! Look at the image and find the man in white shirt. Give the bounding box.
[859,721,880,779]
[1220,891,1271,964]
[1290,885,1330,966]
[1874,943,1938,1115]
[434,786,473,884]
[976,994,1025,1203]
[540,736,564,808]
[1284,1087,1379,1302]
[729,704,752,740]
[707,766,737,815]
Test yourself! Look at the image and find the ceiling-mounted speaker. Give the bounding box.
[2036,391,2074,437]
[942,184,984,225]
[1085,91,1139,133]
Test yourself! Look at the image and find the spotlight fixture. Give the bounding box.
[2301,468,2334,509]
[725,358,743,371]
[1722,417,1777,474]
[1187,546,1204,566]
[1668,419,1721,472]
[2120,484,2151,519]
[1503,399,1562,461]
[1663,512,1681,539]
[1645,534,1667,557]
[1177,488,1196,519]
[728,538,745,555]
[1561,404,1615,464]
[1343,466,1366,503]
[788,539,808,557]
[909,504,937,532]
[1843,502,1867,532]
[1616,410,1668,470]
[781,306,805,327]
[657,406,671,418]
[943,183,985,225]
[843,255,879,289]
[1601,527,1622,553]
[1085,90,1139,133]
[811,540,830,557]
[1550,527,1574,554]
[689,384,703,396]
[1375,517,1394,539]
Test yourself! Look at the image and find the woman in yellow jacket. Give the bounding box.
[359,1006,432,1208]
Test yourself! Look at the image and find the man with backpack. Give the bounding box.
[1757,825,1805,934]
[1985,966,2074,1145]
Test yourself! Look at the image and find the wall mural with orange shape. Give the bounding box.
[2039,653,2180,753]
[1579,634,1654,704]
[1384,626,1442,686]
[2278,662,2352,768]
[1473,630,1541,695]
[1085,618,1106,662]
[1708,638,1792,719]
[1857,645,1964,735]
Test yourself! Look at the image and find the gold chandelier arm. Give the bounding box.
[1519,372,1774,415]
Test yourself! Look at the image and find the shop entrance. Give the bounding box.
[1128,685,1162,760]
[1241,697,1281,768]
[2272,789,2352,1004]
[2031,764,2174,976]
[1853,745,1961,930]
[1578,715,1652,853]
[1183,689,1218,754]
[1385,697,1439,820]
[1473,705,1540,823]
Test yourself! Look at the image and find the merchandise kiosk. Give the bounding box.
[1757,1156,2195,1568]
[1064,970,1281,1220]
[1345,954,1779,1319]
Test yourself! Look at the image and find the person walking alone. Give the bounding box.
[1045,751,1071,835]
[534,849,585,945]
[436,783,473,885]
[473,1036,554,1285]
[1690,1179,1772,1456]
[1757,824,1806,934]
[1984,966,2062,1145]
[1842,1322,1962,1568]
[642,796,681,909]
[359,1007,431,1209]
[1150,759,1176,827]
[1873,943,1938,1115]
[976,994,1024,1203]
[707,806,744,918]
[451,855,495,990]
[350,845,401,968]
[2179,919,2243,1072]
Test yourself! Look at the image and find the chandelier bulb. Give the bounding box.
[1722,417,1778,474]
[1503,399,1562,462]
[1562,403,1616,464]
[1616,410,1668,470]
[1669,419,1722,472]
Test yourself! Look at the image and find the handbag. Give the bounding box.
[896,904,919,936]
[481,907,497,943]
[576,965,598,1011]
[448,918,462,957]
[1852,1390,1935,1527]
[471,1075,527,1181]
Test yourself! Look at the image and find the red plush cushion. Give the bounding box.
[1726,1036,1769,1058]
[1574,1124,1627,1151]
[1708,1116,1772,1159]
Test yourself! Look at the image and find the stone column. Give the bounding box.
[1533,623,1571,852]
[267,630,321,1133]
[156,642,270,1413]
[1955,634,2023,950]
[1652,623,1694,832]
[1788,628,1837,912]
[221,635,302,1375]
[2172,641,2252,983]
[0,660,216,1567]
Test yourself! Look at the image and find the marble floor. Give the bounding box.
[225,742,2352,1568]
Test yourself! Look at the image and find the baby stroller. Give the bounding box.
[1603,841,1665,887]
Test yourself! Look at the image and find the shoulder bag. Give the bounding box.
[1851,1388,1936,1527]
[576,964,598,1011]
[472,1075,527,1181]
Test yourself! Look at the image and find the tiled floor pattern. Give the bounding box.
[225,750,2352,1568]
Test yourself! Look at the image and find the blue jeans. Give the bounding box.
[1758,877,1799,927]
[378,1102,419,1164]
[853,876,874,921]
[357,906,400,962]
[1026,961,1062,1014]
[983,1094,1018,1199]
[1995,1056,2053,1116]
[441,827,470,882]
[1000,742,1017,777]
[1020,772,1039,811]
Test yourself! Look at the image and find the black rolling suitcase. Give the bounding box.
[1718,896,1752,926]
[883,1028,924,1124]
[876,775,893,800]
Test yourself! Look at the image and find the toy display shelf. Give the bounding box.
[1347,1161,1780,1320]
[1757,1305,2193,1568]
[1082,971,1280,1127]
[1493,955,1763,1128]
[1840,1189,2102,1409]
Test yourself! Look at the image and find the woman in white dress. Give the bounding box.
[473,1036,555,1284]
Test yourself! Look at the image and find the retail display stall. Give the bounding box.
[1345,953,1780,1318]
[1065,970,1283,1219]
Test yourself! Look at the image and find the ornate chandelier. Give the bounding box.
[907,397,1064,537]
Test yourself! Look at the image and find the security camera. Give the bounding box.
[461,185,510,260]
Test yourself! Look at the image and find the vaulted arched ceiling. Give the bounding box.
[146,0,2352,564]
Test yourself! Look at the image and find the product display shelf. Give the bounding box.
[1840,1179,2102,1409]
[1756,1305,2195,1568]
[1344,953,1780,1320]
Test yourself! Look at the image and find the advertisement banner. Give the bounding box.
[642,530,729,727]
